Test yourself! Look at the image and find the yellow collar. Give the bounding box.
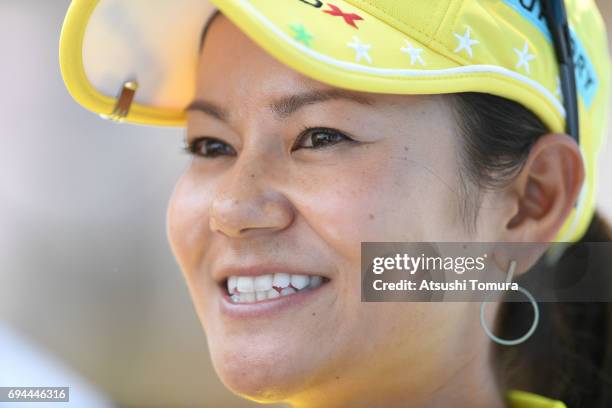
[507,390,567,408]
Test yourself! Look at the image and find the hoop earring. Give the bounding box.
[479,260,540,346]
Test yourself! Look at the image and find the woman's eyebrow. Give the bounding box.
[270,89,374,118]
[185,99,227,122]
[185,88,374,123]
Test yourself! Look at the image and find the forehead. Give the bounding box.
[198,12,301,78]
[192,12,445,122]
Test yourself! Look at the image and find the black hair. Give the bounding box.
[450,92,612,407]
[199,9,222,52]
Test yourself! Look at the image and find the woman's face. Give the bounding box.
[167,14,500,406]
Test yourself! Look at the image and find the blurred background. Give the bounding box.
[1,1,611,407]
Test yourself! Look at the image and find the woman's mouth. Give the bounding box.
[224,273,330,304]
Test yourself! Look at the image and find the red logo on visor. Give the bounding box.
[323,4,363,29]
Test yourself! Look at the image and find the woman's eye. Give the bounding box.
[185,137,236,158]
[293,127,353,150]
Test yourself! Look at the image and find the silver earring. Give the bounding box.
[480,260,539,346]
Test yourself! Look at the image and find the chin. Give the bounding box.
[208,339,313,403]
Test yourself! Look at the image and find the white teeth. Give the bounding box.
[237,276,254,293]
[272,273,291,289]
[267,289,280,299]
[280,287,297,296]
[227,273,326,303]
[254,274,273,291]
[310,275,322,288]
[227,276,237,294]
[290,274,310,290]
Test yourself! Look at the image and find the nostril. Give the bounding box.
[209,191,296,238]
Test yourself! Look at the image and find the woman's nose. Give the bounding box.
[209,161,295,238]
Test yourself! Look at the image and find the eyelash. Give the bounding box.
[183,127,354,158]
[182,137,235,158]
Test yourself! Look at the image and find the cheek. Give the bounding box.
[292,150,461,266]
[166,170,214,276]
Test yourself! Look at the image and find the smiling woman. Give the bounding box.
[59,1,612,407]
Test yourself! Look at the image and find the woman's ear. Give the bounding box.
[501,133,585,242]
